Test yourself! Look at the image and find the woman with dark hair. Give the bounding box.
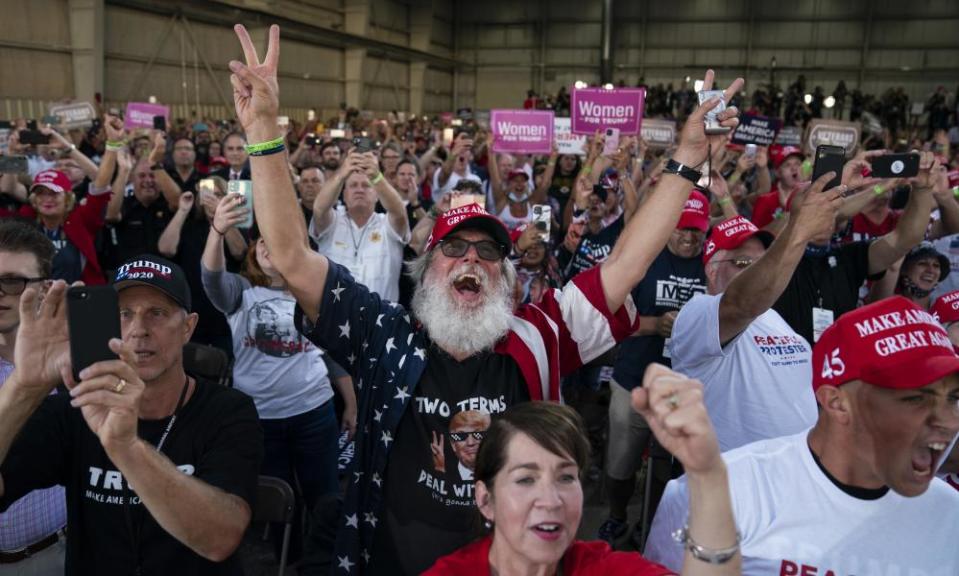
[425,364,740,576]
[201,193,357,559]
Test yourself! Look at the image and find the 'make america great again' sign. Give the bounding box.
[571,87,645,135]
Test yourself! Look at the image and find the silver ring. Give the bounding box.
[114,378,127,394]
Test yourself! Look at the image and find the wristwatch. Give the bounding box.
[663,159,702,184]
[672,526,740,565]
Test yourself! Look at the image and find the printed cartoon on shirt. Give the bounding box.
[415,395,507,507]
[244,298,310,357]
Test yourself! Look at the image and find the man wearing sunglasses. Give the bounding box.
[669,172,844,452]
[227,23,743,575]
[0,220,65,572]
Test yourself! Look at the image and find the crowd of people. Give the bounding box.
[0,20,958,576]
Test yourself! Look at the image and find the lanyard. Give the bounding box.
[123,377,191,574]
[348,215,374,259]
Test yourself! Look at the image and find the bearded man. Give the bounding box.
[227,23,742,575]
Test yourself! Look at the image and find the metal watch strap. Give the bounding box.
[672,525,740,565]
[663,159,702,184]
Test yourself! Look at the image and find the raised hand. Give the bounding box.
[431,430,446,473]
[631,364,721,475]
[910,150,939,192]
[213,193,250,232]
[178,191,195,214]
[230,24,281,142]
[674,70,744,168]
[842,149,884,190]
[148,132,166,166]
[790,171,846,243]
[13,280,73,395]
[67,338,146,453]
[104,114,126,142]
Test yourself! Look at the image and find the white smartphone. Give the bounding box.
[531,204,551,242]
[329,128,346,139]
[745,143,757,158]
[227,180,254,229]
[277,116,290,127]
[602,128,621,156]
[697,90,730,135]
[442,128,455,147]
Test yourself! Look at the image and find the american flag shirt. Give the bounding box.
[295,262,638,573]
[0,358,67,551]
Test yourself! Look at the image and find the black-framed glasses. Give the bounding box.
[438,238,506,261]
[449,430,486,442]
[0,276,48,296]
[711,257,755,269]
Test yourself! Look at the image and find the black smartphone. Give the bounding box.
[18,130,51,146]
[0,155,28,174]
[811,145,845,191]
[26,120,38,131]
[871,153,920,179]
[153,115,166,132]
[352,136,373,153]
[67,286,121,381]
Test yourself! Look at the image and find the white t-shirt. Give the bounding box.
[645,430,959,575]
[669,293,817,452]
[310,206,410,302]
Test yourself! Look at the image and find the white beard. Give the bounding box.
[412,261,513,358]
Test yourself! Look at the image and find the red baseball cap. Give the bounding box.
[947,170,959,189]
[931,290,959,325]
[425,203,512,254]
[702,216,773,264]
[813,296,959,391]
[676,190,710,232]
[507,169,529,181]
[770,145,804,170]
[30,169,72,195]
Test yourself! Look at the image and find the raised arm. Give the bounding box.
[147,132,184,210]
[157,193,194,257]
[868,152,938,274]
[929,166,959,239]
[718,174,842,345]
[230,24,329,322]
[361,152,409,238]
[599,70,744,313]
[106,149,134,223]
[43,125,99,180]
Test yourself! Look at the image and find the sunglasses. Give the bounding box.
[438,238,506,261]
[0,276,48,296]
[449,430,486,442]
[711,257,755,269]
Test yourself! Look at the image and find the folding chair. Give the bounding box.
[254,475,296,576]
[182,342,231,386]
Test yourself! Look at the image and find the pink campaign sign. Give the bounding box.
[491,109,554,154]
[124,102,170,130]
[571,87,645,135]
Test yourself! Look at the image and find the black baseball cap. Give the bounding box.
[113,255,192,312]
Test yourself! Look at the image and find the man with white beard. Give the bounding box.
[227,23,742,575]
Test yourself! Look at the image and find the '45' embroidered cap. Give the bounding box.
[113,254,192,312]
[813,296,959,391]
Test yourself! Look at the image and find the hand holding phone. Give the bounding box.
[870,153,920,179]
[697,90,731,135]
[811,145,846,191]
[0,155,28,174]
[531,204,551,242]
[602,128,621,157]
[227,180,255,229]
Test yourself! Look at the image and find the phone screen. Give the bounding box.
[697,90,730,135]
[442,128,454,147]
[227,180,254,229]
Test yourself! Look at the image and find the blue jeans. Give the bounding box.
[260,400,340,562]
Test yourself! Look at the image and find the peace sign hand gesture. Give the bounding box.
[230,24,282,142]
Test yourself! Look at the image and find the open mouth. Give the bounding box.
[913,441,948,477]
[135,350,156,361]
[530,523,563,541]
[452,274,481,294]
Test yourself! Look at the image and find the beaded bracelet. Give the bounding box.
[105,140,126,152]
[874,185,885,196]
[244,136,286,156]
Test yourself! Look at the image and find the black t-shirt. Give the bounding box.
[557,214,625,282]
[613,248,707,390]
[0,377,263,575]
[167,167,201,194]
[369,344,529,575]
[175,217,240,351]
[107,197,175,269]
[773,241,880,344]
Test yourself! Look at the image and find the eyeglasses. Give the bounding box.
[381,154,400,160]
[449,430,486,442]
[0,276,48,296]
[711,257,755,269]
[438,238,506,261]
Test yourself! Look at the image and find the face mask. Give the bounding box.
[900,275,934,299]
[508,191,529,204]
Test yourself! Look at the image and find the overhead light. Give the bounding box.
[804,93,813,105]
[603,83,614,90]
[307,108,316,121]
[824,96,836,109]
[148,95,157,104]
[694,80,704,92]
[684,76,691,83]
[573,80,587,89]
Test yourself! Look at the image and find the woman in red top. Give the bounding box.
[424,364,740,576]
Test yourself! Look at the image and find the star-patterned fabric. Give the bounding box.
[294,262,639,573]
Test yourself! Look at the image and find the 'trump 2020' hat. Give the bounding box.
[813,296,959,391]
[113,255,192,312]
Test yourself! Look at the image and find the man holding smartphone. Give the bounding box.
[0,221,66,572]
[0,255,263,574]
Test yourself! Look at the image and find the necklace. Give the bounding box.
[348,214,375,259]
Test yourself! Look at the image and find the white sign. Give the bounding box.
[554,118,587,156]
[48,102,97,129]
